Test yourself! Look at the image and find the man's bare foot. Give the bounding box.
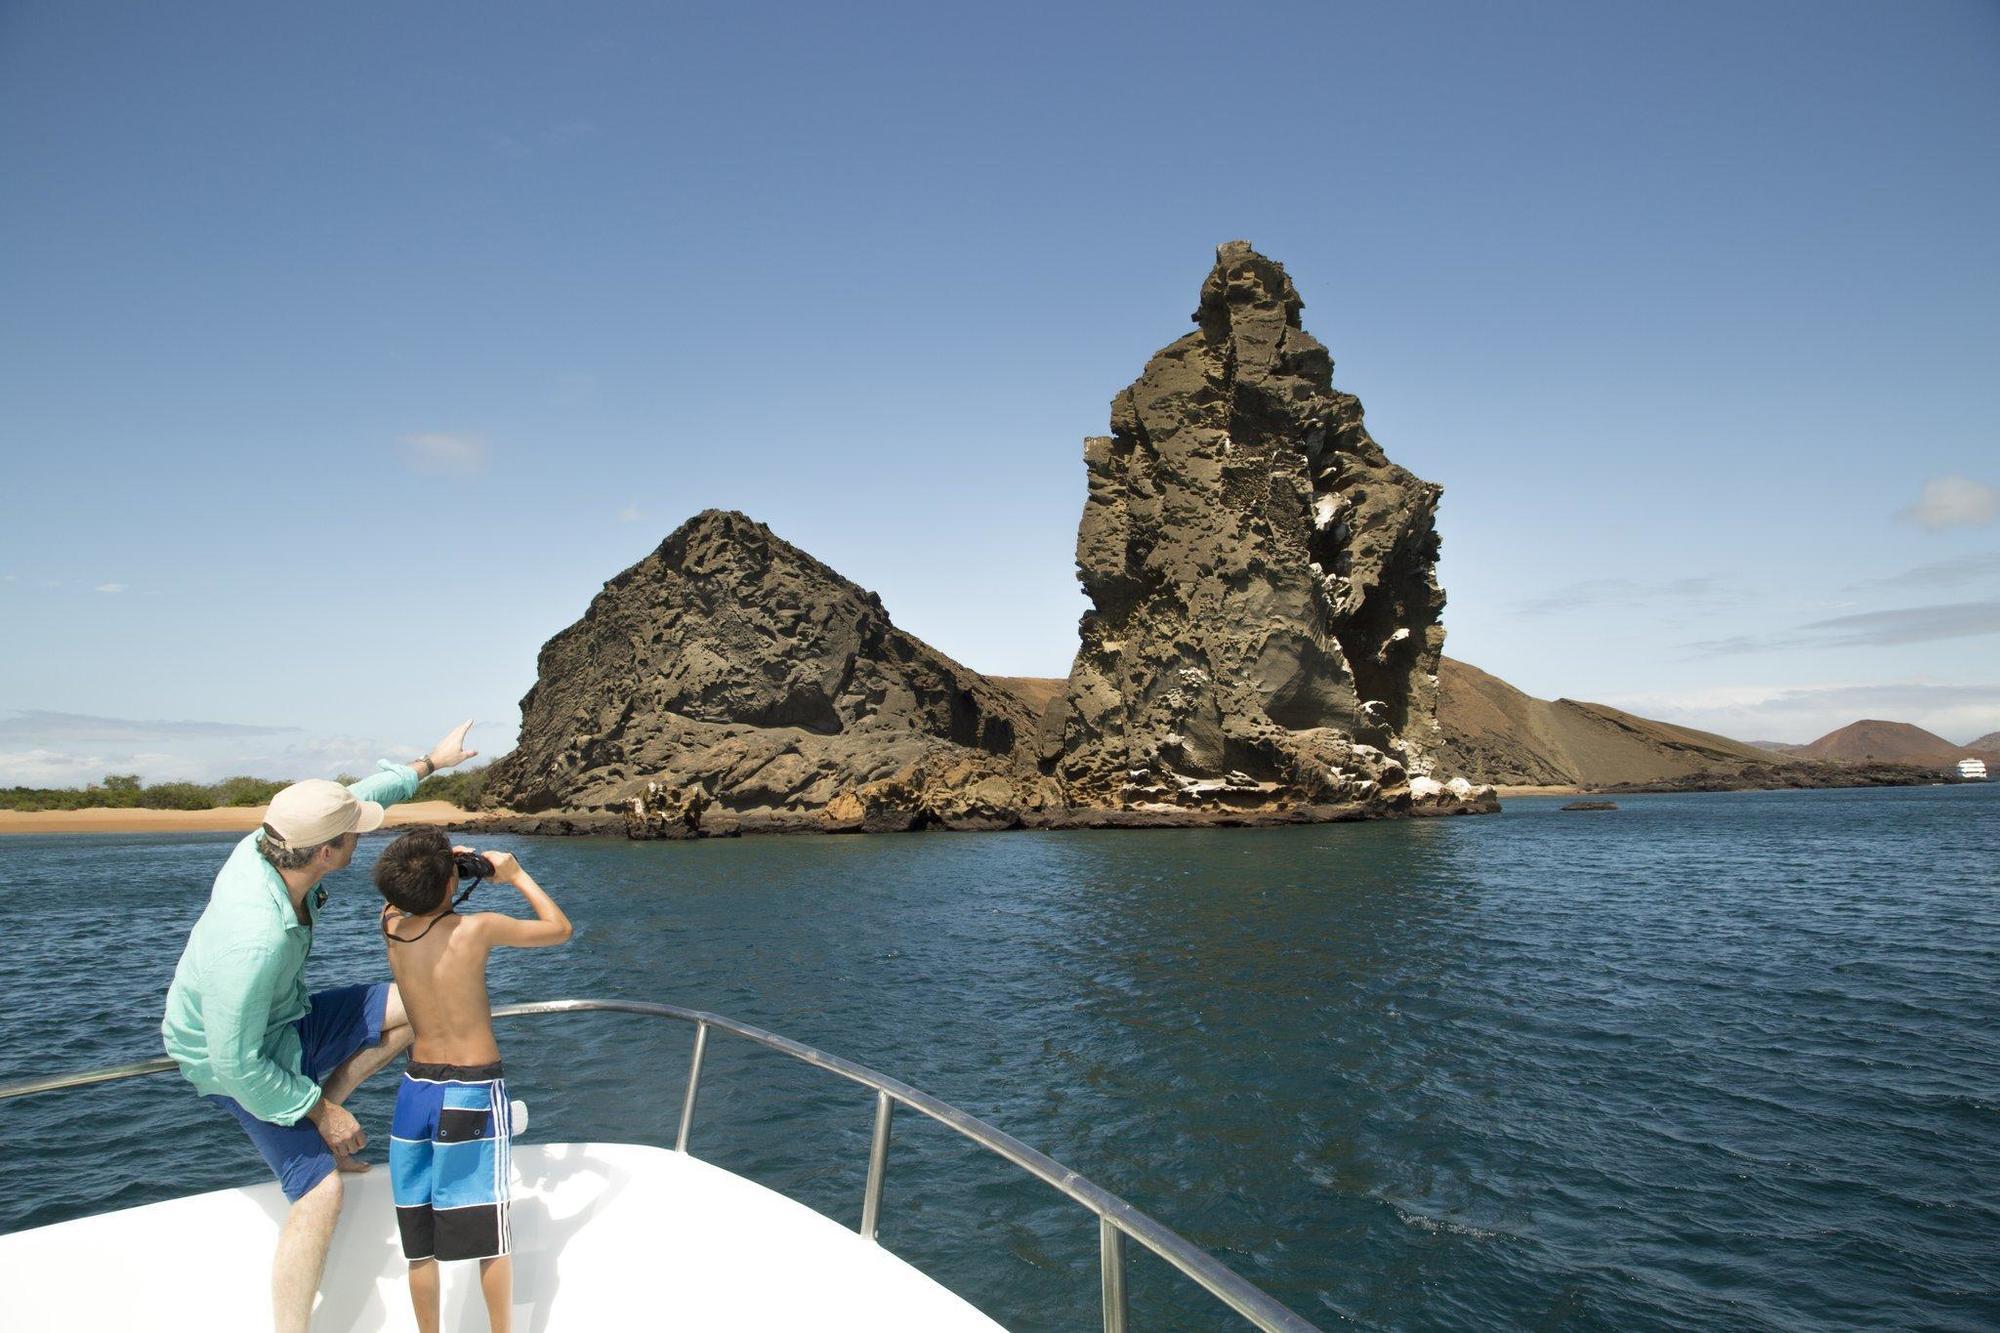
[335,1154,372,1173]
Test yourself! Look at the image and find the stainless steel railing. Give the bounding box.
[0,997,1322,1333]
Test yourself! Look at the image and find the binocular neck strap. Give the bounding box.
[381,878,483,944]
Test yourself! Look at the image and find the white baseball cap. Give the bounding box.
[263,779,385,845]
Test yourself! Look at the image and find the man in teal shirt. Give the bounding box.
[163,720,478,1333]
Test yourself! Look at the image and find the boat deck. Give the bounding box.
[0,1142,1006,1330]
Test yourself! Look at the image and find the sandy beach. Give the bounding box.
[0,801,504,836]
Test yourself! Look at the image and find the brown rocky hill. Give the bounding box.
[1800,720,2000,768]
[484,243,1494,834]
[1968,731,2000,753]
[481,510,1058,828]
[1433,658,1794,787]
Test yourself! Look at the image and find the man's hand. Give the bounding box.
[482,850,522,885]
[306,1095,365,1157]
[427,719,478,772]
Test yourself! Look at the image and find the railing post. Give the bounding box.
[676,1021,708,1152]
[1101,1215,1127,1332]
[859,1089,893,1240]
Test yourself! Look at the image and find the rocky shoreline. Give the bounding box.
[455,761,1961,839]
[454,790,1497,840]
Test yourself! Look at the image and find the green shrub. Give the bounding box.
[0,767,495,813]
[137,781,226,810]
[414,767,489,809]
[0,787,94,811]
[2,774,292,812]
[215,776,287,807]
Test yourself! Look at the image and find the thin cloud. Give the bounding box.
[1898,476,1998,531]
[618,503,641,523]
[0,711,298,745]
[0,711,426,786]
[1516,576,1731,617]
[399,432,488,476]
[1803,600,2000,647]
[1686,598,2000,655]
[1682,633,1768,656]
[94,582,126,594]
[1596,679,2000,748]
[0,748,157,787]
[1852,551,2000,592]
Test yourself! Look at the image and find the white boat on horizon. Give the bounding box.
[1956,758,1988,781]
[0,998,1318,1331]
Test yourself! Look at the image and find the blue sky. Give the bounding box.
[3,1,1996,783]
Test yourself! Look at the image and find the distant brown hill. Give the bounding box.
[1004,664,1990,790]
[1433,659,1795,787]
[1800,720,2000,768]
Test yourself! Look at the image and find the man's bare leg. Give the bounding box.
[273,1171,343,1333]
[408,1258,441,1333]
[480,1255,512,1333]
[320,984,414,1170]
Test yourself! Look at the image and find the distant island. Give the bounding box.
[1433,664,1999,790]
[479,243,1496,837]
[466,243,1988,838]
[6,244,1991,840]
[2,693,1985,836]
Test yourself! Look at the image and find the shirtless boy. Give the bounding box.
[372,829,572,1333]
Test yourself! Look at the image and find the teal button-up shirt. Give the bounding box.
[160,762,419,1125]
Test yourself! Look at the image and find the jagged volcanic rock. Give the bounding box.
[483,243,1495,833]
[1049,241,1472,814]
[481,510,1055,828]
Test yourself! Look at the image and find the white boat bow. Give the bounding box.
[0,1141,1004,1330]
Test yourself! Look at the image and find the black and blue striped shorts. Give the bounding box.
[389,1060,511,1261]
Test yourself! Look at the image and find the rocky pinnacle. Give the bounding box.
[1049,241,1451,811]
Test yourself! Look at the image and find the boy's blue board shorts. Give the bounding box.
[390,1060,512,1261]
[207,981,389,1202]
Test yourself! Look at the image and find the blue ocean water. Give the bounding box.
[1,784,1995,1330]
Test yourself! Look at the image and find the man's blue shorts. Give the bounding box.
[208,982,390,1202]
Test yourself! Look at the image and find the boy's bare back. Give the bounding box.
[383,849,572,1066]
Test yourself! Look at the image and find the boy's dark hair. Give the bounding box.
[373,826,454,913]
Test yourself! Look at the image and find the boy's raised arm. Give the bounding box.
[468,850,572,949]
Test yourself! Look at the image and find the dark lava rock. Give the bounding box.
[480,510,1059,829]
[1561,800,1619,811]
[1050,241,1484,815]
